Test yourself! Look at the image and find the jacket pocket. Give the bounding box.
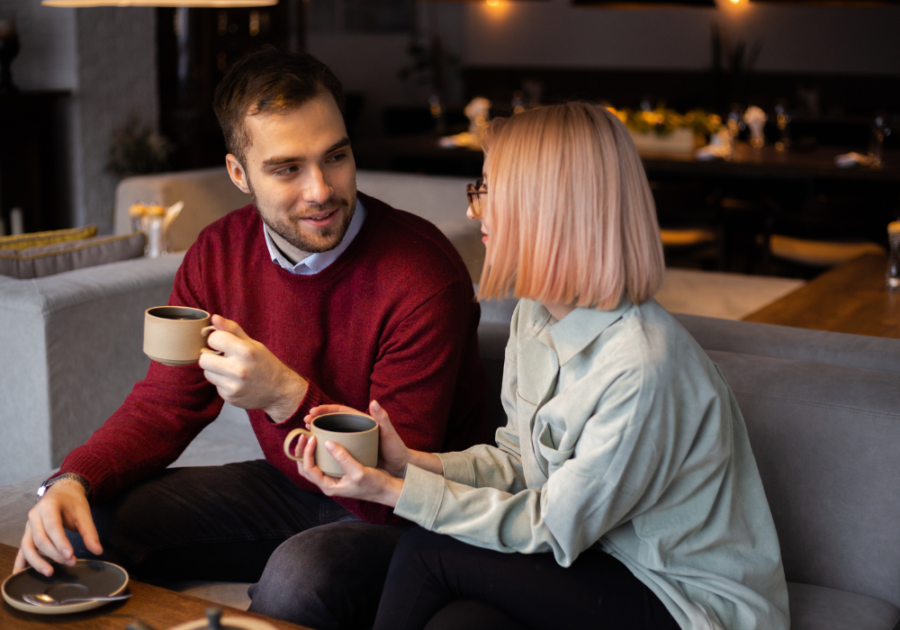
[536,421,575,469]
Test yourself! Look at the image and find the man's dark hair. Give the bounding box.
[213,48,346,165]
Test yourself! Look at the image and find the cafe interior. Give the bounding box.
[0,1,899,629]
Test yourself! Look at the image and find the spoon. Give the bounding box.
[23,592,132,606]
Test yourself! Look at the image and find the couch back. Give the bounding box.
[477,305,900,608]
[115,167,251,253]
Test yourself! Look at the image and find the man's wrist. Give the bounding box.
[37,473,91,503]
[266,372,309,423]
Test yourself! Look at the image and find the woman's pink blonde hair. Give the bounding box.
[477,102,665,310]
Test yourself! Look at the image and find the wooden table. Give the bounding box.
[743,254,900,339]
[0,543,311,630]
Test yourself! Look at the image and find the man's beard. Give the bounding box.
[248,179,355,254]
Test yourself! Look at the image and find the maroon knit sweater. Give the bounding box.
[60,193,488,525]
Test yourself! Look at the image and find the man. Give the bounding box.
[15,50,487,629]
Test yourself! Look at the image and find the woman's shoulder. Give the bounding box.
[584,298,715,386]
[611,299,728,400]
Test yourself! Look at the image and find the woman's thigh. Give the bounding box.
[374,528,679,630]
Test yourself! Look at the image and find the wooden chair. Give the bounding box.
[651,181,725,270]
[760,194,887,277]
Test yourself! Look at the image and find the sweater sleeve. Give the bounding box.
[326,278,477,525]
[365,280,475,455]
[58,243,224,504]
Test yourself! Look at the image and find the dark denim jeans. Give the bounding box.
[68,460,408,630]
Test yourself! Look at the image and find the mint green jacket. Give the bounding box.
[394,298,790,630]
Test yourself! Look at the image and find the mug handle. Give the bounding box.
[284,428,313,462]
[200,326,224,357]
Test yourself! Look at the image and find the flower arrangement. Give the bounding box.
[608,107,722,138]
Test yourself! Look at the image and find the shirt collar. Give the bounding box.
[532,295,634,366]
[264,198,366,275]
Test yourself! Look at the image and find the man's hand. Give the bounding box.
[14,479,102,577]
[306,400,412,478]
[200,315,308,422]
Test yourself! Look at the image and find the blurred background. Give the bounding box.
[1,0,899,277]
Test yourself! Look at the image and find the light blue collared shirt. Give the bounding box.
[263,199,366,275]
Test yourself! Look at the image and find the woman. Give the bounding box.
[295,102,789,630]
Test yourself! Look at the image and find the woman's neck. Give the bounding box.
[543,302,577,322]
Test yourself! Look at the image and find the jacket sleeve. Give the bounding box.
[58,243,225,504]
[393,349,693,567]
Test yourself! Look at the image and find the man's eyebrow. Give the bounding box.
[262,156,300,168]
[327,137,351,153]
[261,137,351,169]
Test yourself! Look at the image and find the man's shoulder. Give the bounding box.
[359,193,470,279]
[198,203,257,238]
[186,204,259,256]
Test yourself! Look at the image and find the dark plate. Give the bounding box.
[2,559,129,615]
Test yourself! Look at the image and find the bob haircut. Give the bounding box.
[478,102,665,310]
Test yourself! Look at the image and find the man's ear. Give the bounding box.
[225,154,251,194]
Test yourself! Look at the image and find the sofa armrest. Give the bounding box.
[0,255,183,485]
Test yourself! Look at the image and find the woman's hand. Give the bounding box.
[293,432,404,507]
[306,400,411,478]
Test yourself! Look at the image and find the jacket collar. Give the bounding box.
[530,295,633,366]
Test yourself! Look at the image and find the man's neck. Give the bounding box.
[267,226,312,264]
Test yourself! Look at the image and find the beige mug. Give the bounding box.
[143,306,221,367]
[284,413,379,478]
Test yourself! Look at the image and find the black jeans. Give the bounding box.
[372,528,680,630]
[68,460,409,630]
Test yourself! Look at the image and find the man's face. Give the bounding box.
[226,91,357,257]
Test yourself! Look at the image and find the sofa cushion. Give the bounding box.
[356,171,471,227]
[709,349,900,609]
[114,167,250,252]
[0,232,146,279]
[788,582,900,630]
[0,225,97,250]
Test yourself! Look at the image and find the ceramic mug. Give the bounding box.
[284,413,379,478]
[143,306,221,367]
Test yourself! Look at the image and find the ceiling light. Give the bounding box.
[42,0,277,7]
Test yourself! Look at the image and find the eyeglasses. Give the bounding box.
[466,178,487,219]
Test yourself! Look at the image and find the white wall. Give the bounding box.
[70,8,158,233]
[463,0,900,75]
[0,2,157,233]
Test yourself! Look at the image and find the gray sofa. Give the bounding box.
[2,165,895,628]
[480,309,900,630]
[2,304,899,630]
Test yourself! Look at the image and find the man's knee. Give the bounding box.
[249,522,408,628]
